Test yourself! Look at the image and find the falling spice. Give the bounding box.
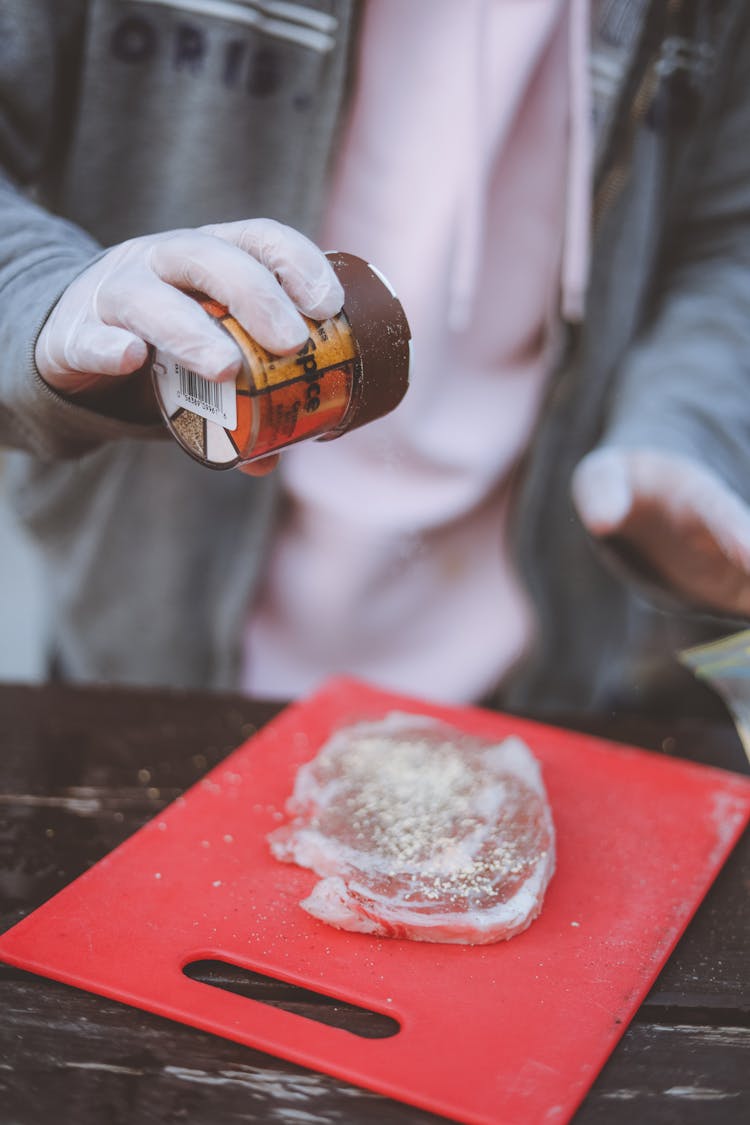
[152,252,411,469]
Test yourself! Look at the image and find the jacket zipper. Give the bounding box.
[593,0,685,231]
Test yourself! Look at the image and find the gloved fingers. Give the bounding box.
[671,465,750,572]
[97,270,242,381]
[571,448,633,534]
[573,448,750,554]
[35,221,343,404]
[238,453,280,478]
[200,218,345,321]
[147,231,311,354]
[572,447,750,614]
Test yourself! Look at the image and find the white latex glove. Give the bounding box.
[572,448,750,617]
[35,219,344,473]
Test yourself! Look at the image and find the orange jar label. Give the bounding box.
[153,301,358,470]
[225,310,358,461]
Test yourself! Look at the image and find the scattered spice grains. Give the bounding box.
[270,714,556,943]
[310,728,541,905]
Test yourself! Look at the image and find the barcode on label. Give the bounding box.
[153,349,237,429]
[177,364,222,414]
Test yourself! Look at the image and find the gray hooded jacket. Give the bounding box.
[1,0,749,716]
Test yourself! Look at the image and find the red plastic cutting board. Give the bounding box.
[2,678,749,1125]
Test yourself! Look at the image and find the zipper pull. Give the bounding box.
[647,35,714,132]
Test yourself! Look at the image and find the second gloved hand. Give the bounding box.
[35,218,345,396]
[572,447,750,617]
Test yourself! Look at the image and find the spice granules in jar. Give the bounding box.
[152,252,411,469]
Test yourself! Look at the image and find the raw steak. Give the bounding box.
[268,713,555,944]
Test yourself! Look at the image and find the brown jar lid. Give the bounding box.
[325,252,411,435]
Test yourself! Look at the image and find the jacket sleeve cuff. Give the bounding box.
[1,254,165,460]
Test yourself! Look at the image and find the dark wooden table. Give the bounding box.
[0,683,748,1125]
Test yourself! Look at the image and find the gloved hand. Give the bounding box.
[572,448,750,616]
[35,218,345,475]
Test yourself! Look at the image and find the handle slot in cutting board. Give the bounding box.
[183,958,400,1039]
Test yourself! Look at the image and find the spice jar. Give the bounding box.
[151,252,411,469]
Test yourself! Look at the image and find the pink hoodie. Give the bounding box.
[243,0,591,704]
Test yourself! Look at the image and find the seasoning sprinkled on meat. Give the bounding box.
[268,713,555,944]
